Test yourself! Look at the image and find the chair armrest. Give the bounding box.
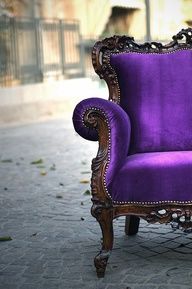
[73,98,131,196]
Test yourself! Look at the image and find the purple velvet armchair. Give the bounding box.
[73,28,192,277]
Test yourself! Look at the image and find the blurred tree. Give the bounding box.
[0,0,25,80]
[0,0,26,16]
[183,0,192,26]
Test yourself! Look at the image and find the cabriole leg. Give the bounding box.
[91,205,114,278]
[125,215,140,235]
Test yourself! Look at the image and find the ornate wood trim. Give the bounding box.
[85,28,192,276]
[90,28,192,232]
[82,106,192,277]
[114,203,192,233]
[83,109,111,204]
[83,106,192,277]
[83,109,114,277]
[92,28,192,103]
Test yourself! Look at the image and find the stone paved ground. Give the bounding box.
[0,118,192,289]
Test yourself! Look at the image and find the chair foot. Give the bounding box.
[125,215,140,235]
[94,250,111,278]
[91,203,114,277]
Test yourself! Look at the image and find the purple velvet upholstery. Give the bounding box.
[110,49,192,154]
[73,49,192,203]
[109,151,192,203]
[73,98,131,183]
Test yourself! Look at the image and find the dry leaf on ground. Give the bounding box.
[1,159,13,163]
[30,159,43,165]
[0,236,12,241]
[83,190,91,195]
[80,180,89,184]
[40,170,47,176]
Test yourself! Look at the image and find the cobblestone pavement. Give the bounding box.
[0,118,192,289]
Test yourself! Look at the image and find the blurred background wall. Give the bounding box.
[2,0,191,39]
[0,0,192,87]
[0,0,191,124]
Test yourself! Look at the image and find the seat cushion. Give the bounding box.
[108,151,192,204]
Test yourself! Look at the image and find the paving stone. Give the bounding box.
[106,285,132,289]
[173,246,192,254]
[1,118,192,289]
[123,274,148,284]
[150,246,169,254]
[173,236,192,245]
[0,264,26,275]
[19,284,41,289]
[0,284,20,289]
[169,274,192,286]
[147,275,170,284]
[162,241,181,249]
[23,265,45,275]
[134,285,156,289]
[158,286,182,289]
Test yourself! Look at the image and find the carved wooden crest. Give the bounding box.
[92,28,192,103]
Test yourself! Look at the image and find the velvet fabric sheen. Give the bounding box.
[73,98,131,183]
[109,151,192,203]
[110,49,192,154]
[73,49,192,203]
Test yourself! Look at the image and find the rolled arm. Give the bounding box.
[73,98,131,193]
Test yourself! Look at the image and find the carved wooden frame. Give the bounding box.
[85,28,192,277]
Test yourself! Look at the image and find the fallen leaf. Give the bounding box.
[40,170,47,176]
[50,164,56,171]
[83,190,91,195]
[59,183,64,186]
[0,236,12,241]
[81,217,85,221]
[4,187,8,191]
[31,159,43,165]
[81,201,84,205]
[80,180,89,184]
[1,159,13,163]
[56,194,63,199]
[30,232,38,237]
[81,171,91,174]
[81,161,87,165]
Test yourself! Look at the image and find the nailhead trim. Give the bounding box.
[113,200,192,205]
[111,47,192,56]
[108,61,121,104]
[81,107,192,206]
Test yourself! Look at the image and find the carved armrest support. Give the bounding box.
[83,108,111,203]
[73,98,131,204]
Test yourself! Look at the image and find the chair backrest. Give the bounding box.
[92,28,192,154]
